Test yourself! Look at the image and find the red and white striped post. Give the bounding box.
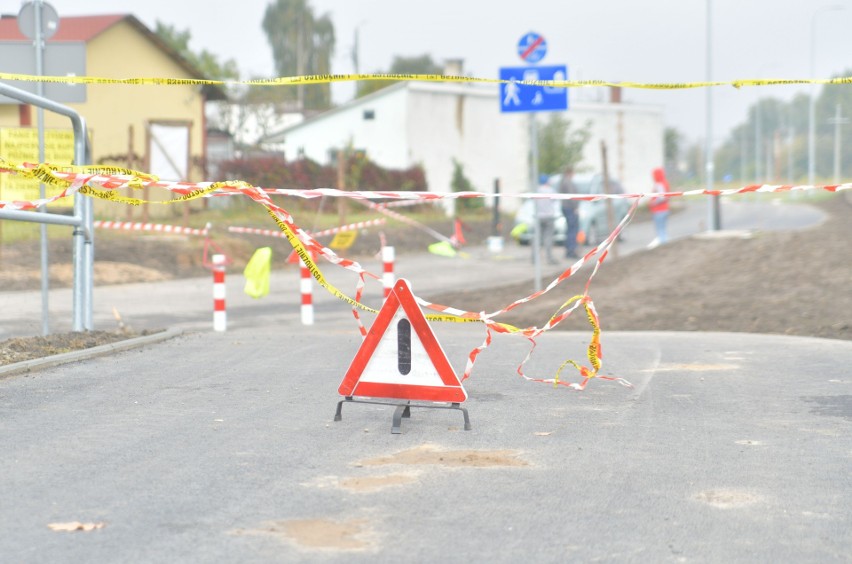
[212,254,227,331]
[299,258,314,325]
[382,245,395,298]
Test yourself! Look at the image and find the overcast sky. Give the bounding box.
[23,0,852,145]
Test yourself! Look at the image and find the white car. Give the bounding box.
[512,173,630,246]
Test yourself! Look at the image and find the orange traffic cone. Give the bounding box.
[450,218,466,247]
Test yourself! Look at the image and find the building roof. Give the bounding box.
[0,14,226,100]
[0,13,125,41]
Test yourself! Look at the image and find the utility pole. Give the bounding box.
[600,140,617,259]
[337,148,347,225]
[296,6,305,112]
[787,126,794,183]
[530,114,541,292]
[754,104,762,182]
[705,0,720,229]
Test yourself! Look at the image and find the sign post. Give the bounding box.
[500,32,567,291]
[19,0,59,335]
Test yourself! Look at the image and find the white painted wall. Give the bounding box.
[261,82,663,211]
[273,85,409,168]
[567,102,664,193]
[405,83,529,214]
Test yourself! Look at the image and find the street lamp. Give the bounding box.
[706,0,720,230]
[828,104,849,183]
[808,4,844,186]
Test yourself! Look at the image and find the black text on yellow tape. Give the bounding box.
[2,71,852,92]
[551,295,602,386]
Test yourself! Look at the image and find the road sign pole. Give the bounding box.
[33,0,50,335]
[530,114,542,292]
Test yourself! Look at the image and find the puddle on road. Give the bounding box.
[232,518,377,552]
[358,444,529,468]
[695,489,761,509]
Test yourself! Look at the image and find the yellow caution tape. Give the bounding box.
[264,206,380,314]
[551,295,602,386]
[1,71,851,91]
[79,184,217,206]
[2,156,609,389]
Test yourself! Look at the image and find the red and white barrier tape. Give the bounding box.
[94,220,210,236]
[375,199,441,209]
[299,258,314,326]
[212,254,227,332]
[228,218,385,239]
[4,160,849,391]
[381,246,395,298]
[356,199,455,245]
[2,161,850,210]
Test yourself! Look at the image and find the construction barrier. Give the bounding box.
[94,220,209,237]
[2,159,850,391]
[212,254,227,332]
[299,258,314,326]
[382,246,395,298]
[228,218,385,239]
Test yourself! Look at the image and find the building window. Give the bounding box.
[363,109,375,120]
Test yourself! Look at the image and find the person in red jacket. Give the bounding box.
[648,167,671,248]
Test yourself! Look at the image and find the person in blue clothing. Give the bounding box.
[559,166,580,259]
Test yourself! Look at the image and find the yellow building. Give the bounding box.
[0,14,225,216]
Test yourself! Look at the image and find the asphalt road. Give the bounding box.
[1,326,850,562]
[0,198,849,562]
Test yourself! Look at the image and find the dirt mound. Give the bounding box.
[428,195,852,342]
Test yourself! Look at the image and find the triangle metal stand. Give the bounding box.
[334,396,472,434]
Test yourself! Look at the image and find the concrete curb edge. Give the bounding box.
[0,327,184,379]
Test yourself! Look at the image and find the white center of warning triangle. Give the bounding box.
[356,309,446,387]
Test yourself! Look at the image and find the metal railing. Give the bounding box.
[0,81,93,331]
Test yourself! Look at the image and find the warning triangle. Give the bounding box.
[338,278,467,402]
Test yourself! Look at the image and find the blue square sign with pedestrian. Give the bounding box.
[499,65,568,113]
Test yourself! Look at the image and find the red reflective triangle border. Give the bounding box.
[338,278,467,403]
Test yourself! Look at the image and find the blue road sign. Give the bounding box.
[499,65,568,113]
[517,32,547,63]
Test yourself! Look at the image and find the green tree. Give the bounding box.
[537,114,592,175]
[262,0,335,111]
[664,128,683,170]
[712,68,852,184]
[356,54,443,98]
[450,158,482,210]
[154,21,239,81]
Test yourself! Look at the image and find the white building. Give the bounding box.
[260,81,664,212]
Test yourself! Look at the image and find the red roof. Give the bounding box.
[0,14,227,99]
[0,14,127,42]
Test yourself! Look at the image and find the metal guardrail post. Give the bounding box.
[0,81,93,331]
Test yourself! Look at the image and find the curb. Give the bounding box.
[0,327,184,379]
